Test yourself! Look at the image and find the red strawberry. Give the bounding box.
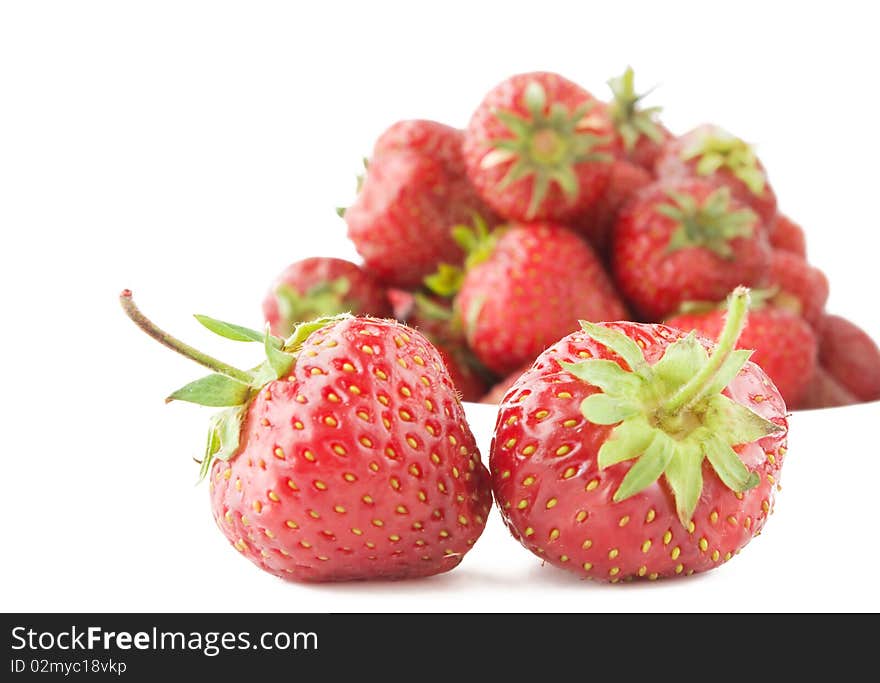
[666,301,818,406]
[345,121,492,289]
[767,249,828,328]
[797,366,859,410]
[611,179,770,320]
[120,291,492,582]
[606,66,671,171]
[389,289,491,402]
[818,314,880,402]
[480,363,532,405]
[571,159,652,254]
[450,221,628,376]
[263,257,391,338]
[373,119,468,177]
[769,214,807,258]
[463,72,614,222]
[491,288,787,582]
[655,125,778,227]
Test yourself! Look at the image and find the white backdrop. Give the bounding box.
[1,0,878,612]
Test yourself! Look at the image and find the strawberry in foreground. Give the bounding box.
[612,179,770,320]
[491,287,787,582]
[463,71,614,222]
[655,125,778,227]
[263,257,391,338]
[120,290,492,582]
[431,219,628,376]
[666,295,818,406]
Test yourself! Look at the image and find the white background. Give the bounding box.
[1,1,878,612]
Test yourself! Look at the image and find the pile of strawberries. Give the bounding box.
[123,69,880,587]
[270,68,880,411]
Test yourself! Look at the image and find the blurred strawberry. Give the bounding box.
[263,257,391,337]
[797,366,859,410]
[767,249,828,328]
[606,66,671,171]
[612,179,770,320]
[769,214,807,258]
[818,314,880,403]
[463,72,614,222]
[655,125,777,228]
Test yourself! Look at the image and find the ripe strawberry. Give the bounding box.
[571,159,652,254]
[767,249,828,328]
[480,363,532,405]
[263,257,391,338]
[666,300,818,406]
[120,291,492,582]
[606,66,671,171]
[388,289,491,402]
[463,72,614,222]
[797,366,859,410]
[818,314,880,403]
[612,179,771,320]
[769,214,807,258]
[373,119,468,177]
[655,125,778,227]
[345,122,492,289]
[444,220,628,376]
[491,288,787,582]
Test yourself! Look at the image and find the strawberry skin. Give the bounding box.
[666,306,818,406]
[818,314,880,402]
[611,179,771,320]
[373,119,468,178]
[207,317,492,582]
[768,249,828,328]
[797,366,859,410]
[457,222,628,376]
[571,159,652,254]
[263,257,391,337]
[769,214,807,258]
[480,363,532,405]
[463,72,613,222]
[655,125,778,227]
[491,304,787,582]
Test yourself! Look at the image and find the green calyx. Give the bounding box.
[120,290,346,480]
[560,287,782,527]
[484,80,612,219]
[607,66,664,151]
[658,187,757,259]
[424,215,500,298]
[681,128,766,195]
[274,277,354,337]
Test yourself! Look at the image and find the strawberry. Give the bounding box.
[797,366,859,410]
[388,289,491,402]
[571,159,652,255]
[606,66,671,171]
[767,249,828,328]
[345,121,492,289]
[463,72,614,222]
[480,364,532,405]
[490,288,787,582]
[769,214,807,258]
[666,298,818,406]
[120,291,492,582]
[655,125,778,227]
[611,179,770,320]
[263,257,391,338]
[818,314,880,403]
[373,119,468,177]
[436,220,628,376]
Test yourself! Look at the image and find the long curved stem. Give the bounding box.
[663,286,750,415]
[120,290,253,384]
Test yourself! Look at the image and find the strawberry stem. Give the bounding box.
[662,286,750,415]
[119,290,254,384]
